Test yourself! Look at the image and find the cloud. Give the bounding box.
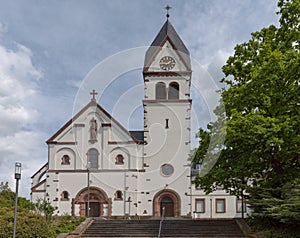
[0,21,7,37]
[180,0,278,62]
[178,0,278,149]
[0,43,42,135]
[0,130,48,195]
[0,27,44,196]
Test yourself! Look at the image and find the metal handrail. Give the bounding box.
[158,207,165,238]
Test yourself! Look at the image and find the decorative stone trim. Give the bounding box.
[153,189,181,217]
[73,186,111,217]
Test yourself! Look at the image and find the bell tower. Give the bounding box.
[143,17,192,162]
[141,15,192,216]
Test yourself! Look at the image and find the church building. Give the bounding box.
[31,16,247,219]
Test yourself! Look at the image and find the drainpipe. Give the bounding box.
[124,171,127,216]
[210,196,212,219]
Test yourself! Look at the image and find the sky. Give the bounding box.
[0,0,280,198]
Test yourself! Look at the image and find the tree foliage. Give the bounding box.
[0,182,34,210]
[0,182,83,237]
[193,0,300,227]
[35,198,55,221]
[249,179,300,224]
[0,182,54,237]
[0,207,55,238]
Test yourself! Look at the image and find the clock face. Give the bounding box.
[159,56,176,70]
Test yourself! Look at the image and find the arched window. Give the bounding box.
[115,154,124,165]
[61,191,69,200]
[87,148,99,169]
[114,190,123,200]
[168,82,179,99]
[156,82,167,99]
[61,155,70,165]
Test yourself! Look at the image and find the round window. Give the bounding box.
[161,164,174,176]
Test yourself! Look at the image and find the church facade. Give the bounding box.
[31,19,247,219]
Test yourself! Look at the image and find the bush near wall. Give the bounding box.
[0,182,84,237]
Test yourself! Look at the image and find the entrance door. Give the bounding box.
[161,197,174,217]
[86,202,100,217]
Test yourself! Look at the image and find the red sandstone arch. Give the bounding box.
[153,189,181,217]
[73,186,111,217]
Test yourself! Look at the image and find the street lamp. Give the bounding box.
[87,161,91,217]
[13,162,21,238]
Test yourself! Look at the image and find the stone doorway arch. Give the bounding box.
[153,189,181,217]
[73,186,111,217]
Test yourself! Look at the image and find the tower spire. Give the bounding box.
[164,5,172,19]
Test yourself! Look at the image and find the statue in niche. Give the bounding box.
[89,118,97,143]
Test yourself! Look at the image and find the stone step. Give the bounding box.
[80,219,246,237]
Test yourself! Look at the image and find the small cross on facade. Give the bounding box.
[165,5,172,18]
[90,89,98,101]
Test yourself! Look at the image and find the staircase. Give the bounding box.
[80,219,246,237]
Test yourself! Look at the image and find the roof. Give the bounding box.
[31,163,48,178]
[144,20,190,70]
[129,131,144,142]
[46,100,145,145]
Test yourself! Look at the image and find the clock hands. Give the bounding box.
[159,56,176,70]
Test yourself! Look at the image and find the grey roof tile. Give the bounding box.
[144,20,190,70]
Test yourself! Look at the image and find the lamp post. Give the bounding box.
[13,162,21,238]
[87,161,91,217]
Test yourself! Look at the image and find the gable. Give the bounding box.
[145,39,190,73]
[144,20,191,73]
[46,100,143,145]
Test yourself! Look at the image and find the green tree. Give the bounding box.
[0,207,55,238]
[249,179,300,225]
[0,182,35,210]
[193,0,300,227]
[0,186,15,208]
[35,198,55,221]
[0,182,55,237]
[0,182,83,237]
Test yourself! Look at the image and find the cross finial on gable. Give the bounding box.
[90,89,98,101]
[165,5,172,19]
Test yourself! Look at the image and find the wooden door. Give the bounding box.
[87,202,101,217]
[161,197,174,217]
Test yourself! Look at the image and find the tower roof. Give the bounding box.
[144,20,190,70]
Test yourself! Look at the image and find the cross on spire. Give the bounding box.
[90,89,98,101]
[165,5,172,19]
